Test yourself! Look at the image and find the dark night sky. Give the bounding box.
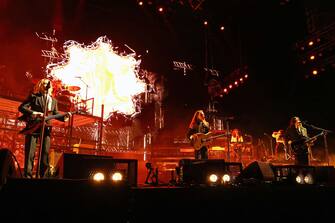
[1,0,334,148]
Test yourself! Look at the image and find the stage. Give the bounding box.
[1,177,334,222]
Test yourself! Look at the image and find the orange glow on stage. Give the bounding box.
[48,36,146,119]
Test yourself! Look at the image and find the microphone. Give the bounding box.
[46,81,51,90]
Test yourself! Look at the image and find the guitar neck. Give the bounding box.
[207,133,227,141]
[306,132,324,143]
[45,111,76,122]
[45,113,66,122]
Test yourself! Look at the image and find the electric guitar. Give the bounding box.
[19,111,76,135]
[190,132,228,151]
[290,132,324,153]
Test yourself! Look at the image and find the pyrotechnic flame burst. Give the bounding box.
[47,36,146,120]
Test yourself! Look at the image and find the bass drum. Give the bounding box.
[56,95,73,112]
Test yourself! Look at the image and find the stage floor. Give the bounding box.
[1,177,335,222]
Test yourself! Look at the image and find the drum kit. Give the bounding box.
[51,80,84,112]
[28,76,90,112]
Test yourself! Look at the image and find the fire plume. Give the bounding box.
[48,36,146,120]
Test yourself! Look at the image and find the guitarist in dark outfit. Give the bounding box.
[187,110,210,160]
[285,116,310,165]
[18,78,71,178]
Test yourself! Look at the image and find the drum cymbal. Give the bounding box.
[60,90,75,97]
[67,86,81,91]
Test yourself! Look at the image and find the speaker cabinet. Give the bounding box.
[57,153,138,186]
[179,159,229,185]
[314,166,335,184]
[238,161,275,182]
[0,148,20,188]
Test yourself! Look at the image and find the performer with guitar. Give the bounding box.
[285,116,320,165]
[18,78,72,178]
[187,110,210,160]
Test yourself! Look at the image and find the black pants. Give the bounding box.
[24,134,51,178]
[294,146,309,165]
[195,147,208,160]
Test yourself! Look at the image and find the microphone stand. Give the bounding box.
[304,123,333,166]
[36,92,49,178]
[76,76,89,112]
[264,133,273,157]
[223,117,234,162]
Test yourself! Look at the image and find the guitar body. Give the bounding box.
[290,138,308,154]
[190,133,212,151]
[19,111,76,135]
[290,132,323,154]
[190,132,227,151]
[19,118,48,135]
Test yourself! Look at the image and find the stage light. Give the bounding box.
[138,1,143,6]
[158,7,164,13]
[308,41,314,46]
[220,26,225,31]
[244,74,248,78]
[92,172,105,182]
[295,174,304,184]
[222,174,231,183]
[229,84,232,89]
[209,174,218,183]
[203,21,208,26]
[111,172,123,182]
[312,69,318,75]
[309,55,315,60]
[304,174,314,184]
[295,173,314,184]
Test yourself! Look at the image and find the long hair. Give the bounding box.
[289,116,300,128]
[188,110,204,129]
[33,78,53,95]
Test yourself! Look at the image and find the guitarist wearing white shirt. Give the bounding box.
[18,78,71,178]
[187,110,210,160]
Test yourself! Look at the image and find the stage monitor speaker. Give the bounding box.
[179,159,228,185]
[0,148,20,189]
[238,161,275,182]
[57,153,138,186]
[314,166,335,185]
